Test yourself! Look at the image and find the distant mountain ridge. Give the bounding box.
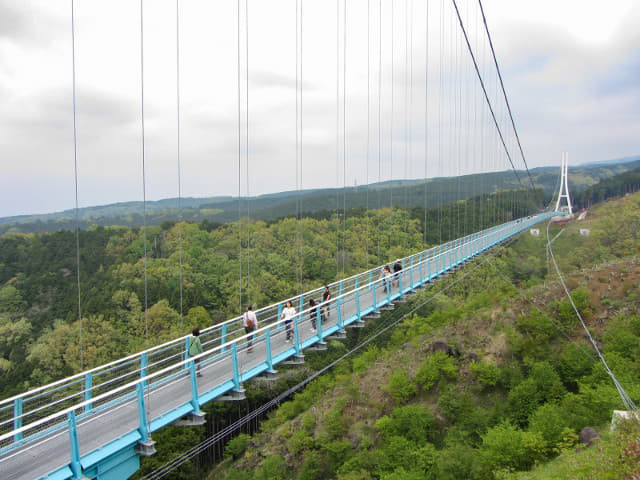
[1,156,639,235]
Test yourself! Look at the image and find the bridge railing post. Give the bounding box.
[231,343,241,391]
[265,328,274,371]
[372,273,378,310]
[220,324,227,352]
[293,316,302,356]
[419,253,423,285]
[13,398,22,443]
[84,372,93,413]
[337,281,344,330]
[136,382,150,443]
[67,410,82,479]
[189,358,201,414]
[141,352,148,387]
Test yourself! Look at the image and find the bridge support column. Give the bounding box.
[67,410,83,479]
[135,383,156,456]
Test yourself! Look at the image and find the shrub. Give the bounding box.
[255,454,287,480]
[386,369,416,404]
[352,345,380,374]
[480,422,545,472]
[225,433,251,459]
[508,362,566,426]
[470,360,501,390]
[414,352,458,391]
[528,403,571,453]
[376,404,437,445]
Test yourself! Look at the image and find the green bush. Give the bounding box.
[527,403,571,453]
[508,362,566,426]
[298,450,326,480]
[225,433,251,459]
[470,360,501,390]
[480,422,545,472]
[255,454,287,480]
[386,369,416,404]
[352,345,381,374]
[557,288,592,324]
[376,403,437,445]
[414,352,458,391]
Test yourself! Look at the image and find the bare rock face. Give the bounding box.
[447,345,461,358]
[431,339,448,354]
[579,427,600,447]
[467,352,479,363]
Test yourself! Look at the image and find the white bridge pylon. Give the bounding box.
[554,151,573,215]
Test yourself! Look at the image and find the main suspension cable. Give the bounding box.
[450,0,522,187]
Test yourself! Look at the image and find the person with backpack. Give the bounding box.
[393,259,403,287]
[243,305,258,353]
[321,285,331,321]
[188,328,204,377]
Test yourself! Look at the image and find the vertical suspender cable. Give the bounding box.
[423,0,429,246]
[342,0,347,275]
[296,0,303,293]
[403,0,409,251]
[245,0,250,303]
[237,0,243,311]
[139,0,151,434]
[335,0,340,277]
[377,0,382,264]
[390,0,394,216]
[365,0,370,271]
[437,0,443,244]
[70,0,83,371]
[176,0,184,331]
[139,0,149,353]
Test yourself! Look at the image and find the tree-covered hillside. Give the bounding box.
[204,192,640,480]
[0,189,537,397]
[2,159,637,235]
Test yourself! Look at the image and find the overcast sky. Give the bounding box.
[1,0,639,218]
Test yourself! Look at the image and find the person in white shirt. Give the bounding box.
[280,300,296,342]
[243,305,258,353]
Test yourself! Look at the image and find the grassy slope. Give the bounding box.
[208,192,640,480]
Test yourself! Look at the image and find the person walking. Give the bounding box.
[309,298,318,332]
[382,265,392,293]
[188,328,204,377]
[321,285,332,320]
[393,259,403,287]
[280,300,296,342]
[243,305,258,353]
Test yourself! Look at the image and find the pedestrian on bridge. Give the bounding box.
[393,260,403,287]
[281,300,296,342]
[188,328,204,377]
[309,298,318,332]
[381,265,392,293]
[321,285,331,320]
[243,305,258,353]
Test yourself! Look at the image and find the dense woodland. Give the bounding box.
[1,179,640,479]
[0,188,537,396]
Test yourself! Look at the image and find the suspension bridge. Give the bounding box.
[0,0,567,479]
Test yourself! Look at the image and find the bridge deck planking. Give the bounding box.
[0,215,557,479]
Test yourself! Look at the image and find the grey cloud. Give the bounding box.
[0,1,65,44]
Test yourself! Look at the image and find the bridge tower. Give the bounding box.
[554,152,573,215]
